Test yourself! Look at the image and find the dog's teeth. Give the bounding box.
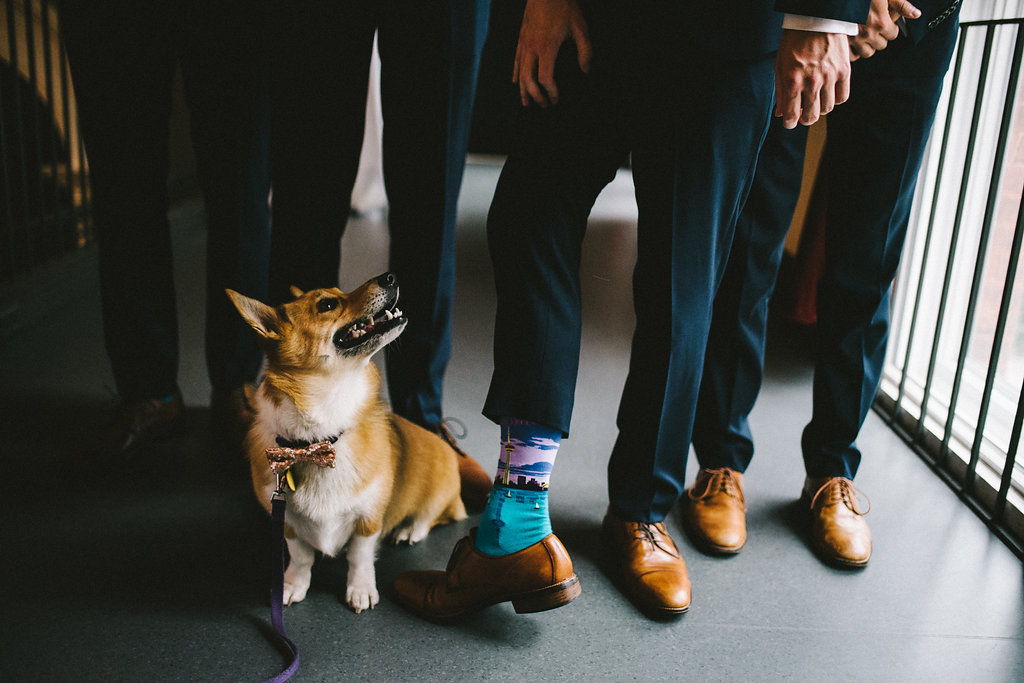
[385,309,393,321]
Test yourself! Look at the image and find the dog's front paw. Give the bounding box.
[283,565,312,605]
[345,581,379,614]
[282,579,310,605]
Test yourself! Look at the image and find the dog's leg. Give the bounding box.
[283,534,315,605]
[391,518,433,545]
[344,530,381,613]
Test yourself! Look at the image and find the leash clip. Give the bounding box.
[274,469,296,499]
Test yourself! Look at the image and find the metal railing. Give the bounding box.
[878,17,1024,560]
[1,0,91,286]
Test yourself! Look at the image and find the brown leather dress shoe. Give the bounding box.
[391,531,580,621]
[685,467,747,555]
[84,390,185,463]
[603,509,691,616]
[803,477,872,568]
[434,421,492,513]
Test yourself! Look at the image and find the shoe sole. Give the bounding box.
[812,539,870,569]
[397,574,582,622]
[512,574,582,613]
[619,582,690,618]
[682,514,745,556]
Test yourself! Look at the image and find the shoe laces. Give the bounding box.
[632,521,680,559]
[436,418,469,459]
[446,536,472,573]
[687,467,746,509]
[809,477,870,516]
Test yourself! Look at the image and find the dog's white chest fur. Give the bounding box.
[253,373,382,557]
[287,449,386,557]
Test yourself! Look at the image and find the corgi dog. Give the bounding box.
[227,273,466,613]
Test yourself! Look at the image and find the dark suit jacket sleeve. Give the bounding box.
[774,0,871,25]
[904,0,962,44]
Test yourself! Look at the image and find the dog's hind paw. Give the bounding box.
[345,582,379,613]
[390,521,430,546]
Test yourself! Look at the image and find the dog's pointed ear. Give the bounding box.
[225,289,282,340]
[289,285,304,299]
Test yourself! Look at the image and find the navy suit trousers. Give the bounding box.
[484,2,776,522]
[693,13,959,480]
[60,0,272,400]
[268,0,490,429]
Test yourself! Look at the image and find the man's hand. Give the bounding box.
[850,0,921,61]
[774,30,851,129]
[513,0,592,107]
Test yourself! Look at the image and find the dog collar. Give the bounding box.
[274,432,342,450]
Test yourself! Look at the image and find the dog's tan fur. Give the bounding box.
[227,275,465,612]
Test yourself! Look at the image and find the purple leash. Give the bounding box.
[264,492,300,682]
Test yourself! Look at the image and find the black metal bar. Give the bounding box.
[57,6,76,245]
[892,28,968,431]
[961,18,1024,28]
[23,0,48,265]
[76,57,91,239]
[957,24,1024,493]
[6,0,32,279]
[0,56,15,283]
[995,375,1024,522]
[914,25,994,469]
[41,0,62,253]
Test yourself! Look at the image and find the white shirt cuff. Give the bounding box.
[783,14,859,36]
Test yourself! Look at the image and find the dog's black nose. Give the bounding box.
[377,272,397,287]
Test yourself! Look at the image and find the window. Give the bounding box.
[880,2,1024,554]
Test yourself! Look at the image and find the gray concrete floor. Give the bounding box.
[2,162,1022,682]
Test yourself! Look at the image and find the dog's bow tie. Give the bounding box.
[265,439,337,475]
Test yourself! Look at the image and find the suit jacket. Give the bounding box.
[681,0,871,59]
[904,0,962,44]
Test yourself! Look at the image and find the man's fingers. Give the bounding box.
[891,0,922,19]
[538,52,559,105]
[525,79,549,107]
[571,21,593,73]
[861,25,890,51]
[520,50,550,108]
[513,40,522,85]
[518,52,545,107]
[835,70,851,106]
[820,79,836,115]
[851,40,876,60]
[800,85,822,126]
[775,75,803,129]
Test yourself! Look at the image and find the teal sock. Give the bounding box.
[475,419,560,556]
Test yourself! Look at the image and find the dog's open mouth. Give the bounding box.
[332,300,406,350]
